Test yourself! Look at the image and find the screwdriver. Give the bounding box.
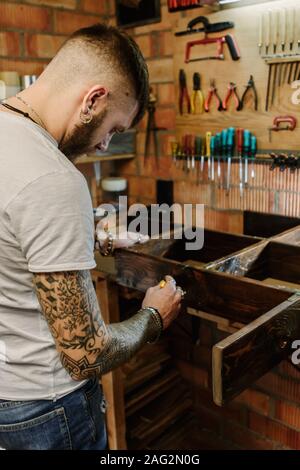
[195,135,202,183]
[215,132,222,187]
[221,129,228,189]
[237,128,244,197]
[226,127,235,193]
[206,131,212,180]
[250,135,257,181]
[243,130,251,187]
[210,135,215,182]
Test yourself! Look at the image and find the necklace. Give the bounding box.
[15,95,47,130]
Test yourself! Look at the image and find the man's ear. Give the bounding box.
[83,85,109,112]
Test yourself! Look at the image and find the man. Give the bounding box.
[0,24,182,450]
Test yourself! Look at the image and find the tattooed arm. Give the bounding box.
[32,270,161,381]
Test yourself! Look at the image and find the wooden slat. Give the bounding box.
[212,294,300,406]
[115,248,291,323]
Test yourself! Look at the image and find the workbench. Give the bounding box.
[94,211,300,449]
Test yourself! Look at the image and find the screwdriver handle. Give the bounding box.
[250,135,257,157]
[237,128,244,154]
[243,130,251,156]
[195,135,202,155]
[210,135,215,156]
[279,8,286,50]
[206,131,211,157]
[221,129,227,156]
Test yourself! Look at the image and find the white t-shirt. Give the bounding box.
[0,111,96,400]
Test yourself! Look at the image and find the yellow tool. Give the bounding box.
[190,72,204,114]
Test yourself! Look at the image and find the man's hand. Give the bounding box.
[142,275,182,329]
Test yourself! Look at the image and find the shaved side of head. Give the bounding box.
[39,23,149,126]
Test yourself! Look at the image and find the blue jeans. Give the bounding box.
[0,378,107,450]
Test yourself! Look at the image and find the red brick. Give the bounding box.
[134,35,151,59]
[0,58,48,75]
[157,83,175,106]
[0,32,20,57]
[81,0,107,15]
[54,10,101,34]
[147,57,174,83]
[275,401,300,431]
[25,34,67,58]
[25,0,76,9]
[158,30,174,56]
[0,3,51,31]
[234,389,270,417]
[249,411,300,449]
[256,371,299,404]
[155,107,176,129]
[223,421,274,450]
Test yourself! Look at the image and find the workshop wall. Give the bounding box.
[117,0,300,231]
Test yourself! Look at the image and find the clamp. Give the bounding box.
[268,115,297,142]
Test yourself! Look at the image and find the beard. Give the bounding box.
[59,108,108,161]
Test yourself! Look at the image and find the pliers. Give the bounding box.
[222,82,241,111]
[204,79,223,112]
[191,72,204,113]
[239,75,258,111]
[179,69,191,114]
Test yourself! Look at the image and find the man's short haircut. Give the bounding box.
[67,23,149,127]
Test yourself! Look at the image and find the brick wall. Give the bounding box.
[0,0,115,75]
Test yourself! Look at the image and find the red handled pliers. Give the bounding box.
[204,79,223,112]
[222,82,242,111]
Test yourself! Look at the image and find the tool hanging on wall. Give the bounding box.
[204,79,223,112]
[222,82,241,111]
[269,153,300,172]
[168,0,215,13]
[191,72,204,114]
[179,69,191,114]
[175,16,234,37]
[185,34,240,63]
[265,58,300,111]
[268,115,297,142]
[240,75,258,111]
[144,89,165,168]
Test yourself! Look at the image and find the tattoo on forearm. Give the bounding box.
[33,271,159,380]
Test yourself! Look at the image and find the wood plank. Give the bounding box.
[244,211,300,238]
[115,248,291,323]
[75,153,135,164]
[212,294,300,406]
[92,272,127,450]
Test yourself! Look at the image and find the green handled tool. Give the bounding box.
[215,132,221,187]
[226,127,235,193]
[250,135,257,181]
[221,129,228,189]
[243,130,251,187]
[210,135,215,182]
[237,128,244,197]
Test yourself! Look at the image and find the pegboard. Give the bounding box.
[173,0,300,155]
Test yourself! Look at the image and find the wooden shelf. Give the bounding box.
[75,153,135,164]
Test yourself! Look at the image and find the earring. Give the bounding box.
[80,108,93,124]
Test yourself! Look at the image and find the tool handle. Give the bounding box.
[279,8,286,49]
[237,128,243,153]
[187,16,209,31]
[215,132,221,154]
[264,10,270,50]
[243,130,251,155]
[210,135,215,156]
[227,127,235,152]
[258,13,263,49]
[206,131,211,157]
[271,9,278,49]
[221,129,227,156]
[286,7,295,47]
[250,135,257,158]
[295,7,300,48]
[225,34,240,61]
[195,135,202,155]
